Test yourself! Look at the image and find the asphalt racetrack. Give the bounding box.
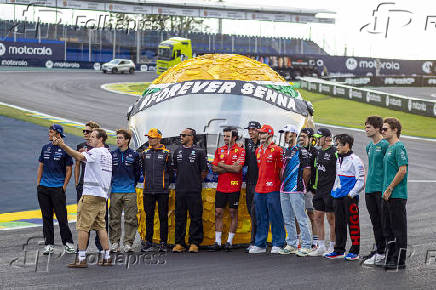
[370,87,436,101]
[1,71,436,289]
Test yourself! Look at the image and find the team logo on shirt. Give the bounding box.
[266,182,273,186]
[231,181,239,186]
[220,154,224,159]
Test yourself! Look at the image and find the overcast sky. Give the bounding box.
[0,0,435,60]
[218,0,436,60]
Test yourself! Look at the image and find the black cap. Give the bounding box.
[245,121,261,129]
[300,128,314,136]
[313,128,331,138]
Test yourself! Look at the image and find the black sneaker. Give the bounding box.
[208,242,222,252]
[224,242,232,252]
[141,241,154,252]
[159,242,167,253]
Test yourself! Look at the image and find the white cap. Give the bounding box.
[279,124,299,134]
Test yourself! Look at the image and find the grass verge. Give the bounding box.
[0,105,117,145]
[299,89,436,139]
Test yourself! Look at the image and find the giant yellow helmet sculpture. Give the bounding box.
[128,54,314,246]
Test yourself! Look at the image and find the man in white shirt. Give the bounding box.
[53,128,113,268]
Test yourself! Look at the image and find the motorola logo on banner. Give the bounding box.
[0,43,6,56]
[346,58,358,71]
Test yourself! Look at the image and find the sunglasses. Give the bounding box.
[180,134,193,138]
[83,129,92,134]
[381,128,389,132]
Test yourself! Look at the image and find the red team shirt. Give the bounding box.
[255,143,284,193]
[213,143,246,193]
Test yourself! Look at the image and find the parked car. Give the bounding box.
[102,59,135,74]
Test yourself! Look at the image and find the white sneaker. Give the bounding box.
[270,246,281,254]
[123,244,133,253]
[42,245,54,255]
[110,242,120,253]
[64,242,76,254]
[308,246,326,257]
[363,253,385,265]
[327,245,334,255]
[249,246,267,254]
[279,244,298,255]
[296,248,312,257]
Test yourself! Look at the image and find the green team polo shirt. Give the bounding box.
[365,139,389,193]
[383,141,408,199]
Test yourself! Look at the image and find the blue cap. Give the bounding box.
[50,124,66,138]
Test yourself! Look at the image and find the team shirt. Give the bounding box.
[331,151,365,198]
[76,142,109,185]
[111,148,141,193]
[365,139,389,193]
[39,143,73,187]
[244,139,260,185]
[314,145,337,196]
[281,145,311,194]
[82,147,112,199]
[255,143,284,193]
[173,145,208,194]
[213,143,246,193]
[305,145,318,192]
[383,141,408,199]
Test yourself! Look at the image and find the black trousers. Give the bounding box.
[37,185,73,246]
[143,194,169,244]
[76,183,108,251]
[246,183,257,245]
[365,192,385,254]
[334,196,360,255]
[383,198,407,264]
[174,192,203,246]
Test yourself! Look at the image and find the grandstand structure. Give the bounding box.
[0,1,334,64]
[0,19,327,63]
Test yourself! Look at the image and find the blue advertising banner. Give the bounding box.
[0,39,64,61]
[305,55,434,76]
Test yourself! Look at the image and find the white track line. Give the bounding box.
[409,180,436,183]
[0,101,116,134]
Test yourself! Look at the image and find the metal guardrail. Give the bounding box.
[300,77,436,118]
[321,75,436,87]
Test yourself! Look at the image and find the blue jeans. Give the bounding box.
[254,191,285,248]
[280,192,312,249]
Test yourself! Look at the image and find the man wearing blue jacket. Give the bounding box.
[324,134,365,261]
[109,129,141,253]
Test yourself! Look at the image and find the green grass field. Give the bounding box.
[0,105,117,145]
[299,89,436,139]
